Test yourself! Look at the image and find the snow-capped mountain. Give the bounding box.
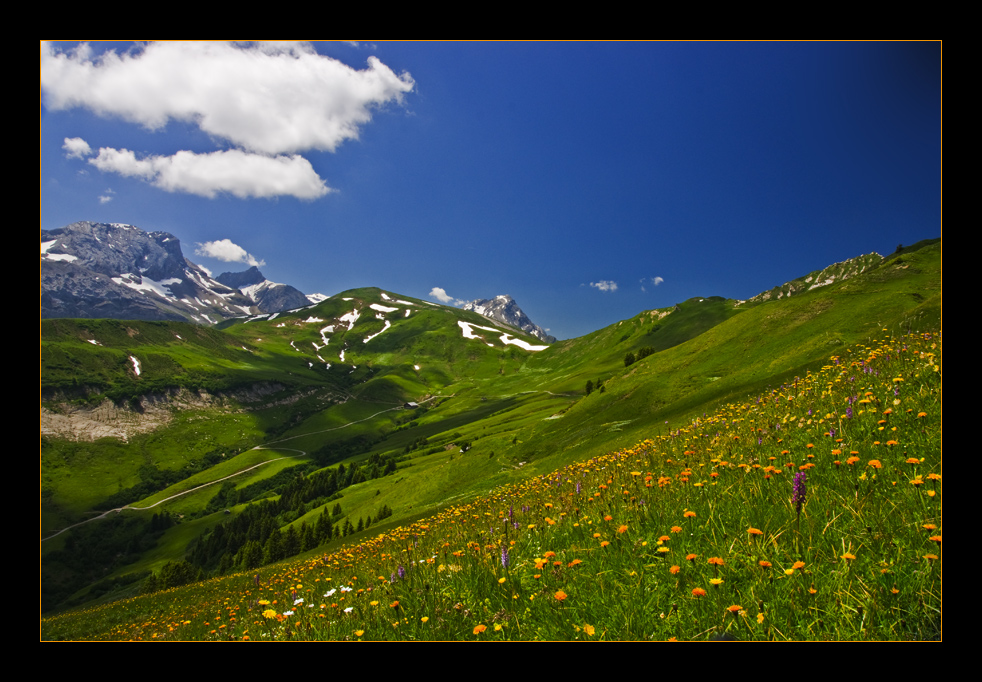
[215,266,310,313]
[461,295,555,344]
[41,221,316,323]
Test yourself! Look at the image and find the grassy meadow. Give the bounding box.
[42,330,941,641]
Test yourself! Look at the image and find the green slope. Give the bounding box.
[40,241,940,614]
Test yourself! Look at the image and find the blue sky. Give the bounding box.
[41,41,941,340]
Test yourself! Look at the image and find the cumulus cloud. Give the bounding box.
[640,275,664,292]
[590,280,618,292]
[87,146,330,199]
[429,287,463,306]
[62,136,92,159]
[41,41,415,155]
[195,239,265,267]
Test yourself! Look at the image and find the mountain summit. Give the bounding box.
[215,266,311,313]
[41,221,318,323]
[461,294,555,343]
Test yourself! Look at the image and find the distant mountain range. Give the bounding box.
[40,222,553,340]
[41,221,324,323]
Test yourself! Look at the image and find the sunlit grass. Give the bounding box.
[43,330,940,641]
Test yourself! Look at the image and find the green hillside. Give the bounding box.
[40,240,941,627]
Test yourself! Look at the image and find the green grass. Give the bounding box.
[40,243,941,622]
[41,329,941,641]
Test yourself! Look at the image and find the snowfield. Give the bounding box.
[456,321,548,351]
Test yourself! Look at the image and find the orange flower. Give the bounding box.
[747,527,763,536]
[670,526,683,533]
[618,525,629,534]
[868,460,882,469]
[684,511,697,518]
[686,553,698,562]
[841,552,856,561]
[727,605,743,614]
[554,590,567,601]
[473,624,487,635]
[758,560,772,568]
[691,587,707,597]
[708,557,725,566]
[669,565,680,575]
[792,561,805,570]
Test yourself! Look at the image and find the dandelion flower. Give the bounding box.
[748,527,763,536]
[555,590,568,601]
[473,624,487,635]
[792,561,805,570]
[692,588,707,597]
[708,557,725,566]
[670,565,681,575]
[584,624,595,636]
[727,605,743,614]
[841,552,856,561]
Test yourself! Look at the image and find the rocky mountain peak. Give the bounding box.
[461,295,554,344]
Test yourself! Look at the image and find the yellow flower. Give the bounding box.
[841,552,856,561]
[354,630,364,637]
[584,624,595,637]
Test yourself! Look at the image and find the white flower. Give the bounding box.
[340,586,353,592]
[283,610,294,616]
[324,589,337,597]
[344,607,354,614]
[294,598,304,605]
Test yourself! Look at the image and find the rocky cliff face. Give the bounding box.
[42,221,314,322]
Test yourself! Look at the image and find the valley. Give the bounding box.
[40,239,941,639]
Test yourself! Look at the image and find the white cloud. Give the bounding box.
[640,275,664,292]
[429,287,463,305]
[88,146,330,199]
[590,280,618,292]
[195,239,265,267]
[98,194,113,204]
[41,41,415,155]
[62,136,92,159]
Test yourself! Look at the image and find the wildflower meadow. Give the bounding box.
[42,331,941,641]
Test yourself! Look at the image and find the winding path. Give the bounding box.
[41,396,441,541]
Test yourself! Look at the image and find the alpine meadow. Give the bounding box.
[41,41,941,641]
[41,239,940,640]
